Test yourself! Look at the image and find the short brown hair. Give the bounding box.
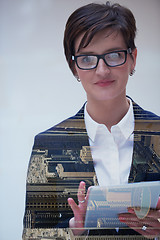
[63,1,137,76]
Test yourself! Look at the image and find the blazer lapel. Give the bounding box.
[128,101,160,183]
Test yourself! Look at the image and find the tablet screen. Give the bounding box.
[84,181,160,229]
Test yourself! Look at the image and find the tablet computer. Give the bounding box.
[84,181,160,229]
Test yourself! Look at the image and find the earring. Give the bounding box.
[130,69,136,76]
[77,77,81,82]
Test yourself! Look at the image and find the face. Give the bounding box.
[74,29,137,103]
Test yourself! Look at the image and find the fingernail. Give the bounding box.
[127,207,134,213]
[119,216,125,222]
[80,181,85,185]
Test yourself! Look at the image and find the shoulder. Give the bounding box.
[41,104,85,133]
[33,104,86,147]
[130,98,160,120]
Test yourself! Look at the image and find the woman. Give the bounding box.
[23,1,160,239]
[64,1,160,238]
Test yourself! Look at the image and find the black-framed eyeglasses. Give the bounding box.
[72,48,132,70]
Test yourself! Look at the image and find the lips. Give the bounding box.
[95,79,115,87]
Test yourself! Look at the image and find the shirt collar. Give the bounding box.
[84,98,134,143]
[84,103,99,142]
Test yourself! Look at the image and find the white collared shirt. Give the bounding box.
[84,98,134,186]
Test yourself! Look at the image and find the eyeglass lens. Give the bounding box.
[76,51,126,69]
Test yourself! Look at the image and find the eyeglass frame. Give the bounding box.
[72,48,132,70]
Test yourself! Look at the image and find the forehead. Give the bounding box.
[74,29,126,54]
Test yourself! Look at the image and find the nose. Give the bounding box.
[95,59,111,76]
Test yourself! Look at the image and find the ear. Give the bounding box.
[73,69,78,78]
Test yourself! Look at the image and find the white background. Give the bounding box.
[0,0,160,239]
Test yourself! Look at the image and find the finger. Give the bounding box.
[129,227,159,239]
[144,209,160,226]
[85,186,92,202]
[149,208,160,218]
[68,198,85,227]
[128,205,160,223]
[78,181,86,202]
[126,208,160,226]
[156,196,160,209]
[119,213,138,225]
[127,207,135,214]
[119,217,152,235]
[119,212,158,226]
[127,224,160,239]
[119,213,160,238]
[68,198,79,215]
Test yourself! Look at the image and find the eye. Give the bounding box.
[80,56,94,63]
[107,52,123,60]
[77,56,97,68]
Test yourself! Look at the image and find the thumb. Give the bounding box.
[68,198,79,215]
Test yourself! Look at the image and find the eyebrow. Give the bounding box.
[76,47,126,55]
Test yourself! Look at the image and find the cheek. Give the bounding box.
[76,68,92,82]
[78,71,94,93]
[118,64,131,78]
[114,66,130,88]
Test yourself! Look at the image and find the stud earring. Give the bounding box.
[130,69,136,76]
[77,77,81,82]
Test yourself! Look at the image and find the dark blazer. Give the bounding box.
[23,99,160,237]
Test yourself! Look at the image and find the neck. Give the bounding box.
[86,95,130,131]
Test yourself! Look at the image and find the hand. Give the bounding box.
[119,197,160,239]
[68,181,90,235]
